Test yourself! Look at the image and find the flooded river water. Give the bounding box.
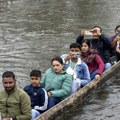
[0,0,120,119]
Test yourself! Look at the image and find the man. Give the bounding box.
[0,71,31,120]
[61,42,90,94]
[76,26,112,70]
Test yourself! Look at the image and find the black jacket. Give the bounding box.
[24,84,48,113]
[76,34,112,63]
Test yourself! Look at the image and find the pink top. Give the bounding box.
[87,54,104,75]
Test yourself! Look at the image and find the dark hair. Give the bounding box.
[2,71,15,80]
[30,70,41,77]
[70,42,81,50]
[51,56,63,65]
[93,26,102,33]
[115,25,120,31]
[81,39,92,48]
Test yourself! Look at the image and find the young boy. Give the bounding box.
[24,70,48,120]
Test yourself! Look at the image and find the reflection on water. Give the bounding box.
[0,0,120,119]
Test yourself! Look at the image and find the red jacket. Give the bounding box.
[87,54,104,75]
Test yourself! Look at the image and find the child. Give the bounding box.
[24,70,48,120]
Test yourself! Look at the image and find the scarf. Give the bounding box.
[81,49,98,64]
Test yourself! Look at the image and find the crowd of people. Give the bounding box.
[0,25,120,120]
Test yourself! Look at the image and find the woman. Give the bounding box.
[41,56,72,109]
[109,25,120,62]
[77,26,111,71]
[80,39,104,80]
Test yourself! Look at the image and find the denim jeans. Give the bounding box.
[104,63,112,71]
[47,96,60,109]
[90,70,98,80]
[31,109,40,120]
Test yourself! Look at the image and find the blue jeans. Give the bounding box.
[90,70,98,80]
[90,63,112,80]
[47,96,60,109]
[104,63,112,71]
[31,109,40,120]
